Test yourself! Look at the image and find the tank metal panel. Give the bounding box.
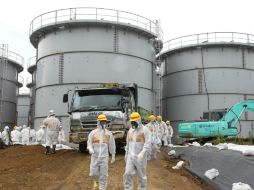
[36,56,60,87]
[37,27,154,62]
[163,69,254,98]
[62,53,152,89]
[1,101,16,125]
[37,27,114,59]
[17,95,30,126]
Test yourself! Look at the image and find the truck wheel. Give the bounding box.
[79,143,86,153]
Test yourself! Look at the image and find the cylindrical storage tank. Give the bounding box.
[17,91,31,126]
[0,45,24,129]
[161,32,254,139]
[29,8,158,133]
[27,57,36,126]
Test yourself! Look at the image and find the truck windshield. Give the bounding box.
[71,90,122,111]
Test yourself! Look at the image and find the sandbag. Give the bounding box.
[204,168,219,180]
[232,182,253,190]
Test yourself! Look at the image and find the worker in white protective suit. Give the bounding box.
[146,115,161,160]
[36,125,46,144]
[156,115,168,146]
[11,126,22,145]
[21,125,30,145]
[43,110,60,155]
[58,126,65,147]
[166,120,173,145]
[2,126,11,145]
[124,112,151,190]
[87,114,116,190]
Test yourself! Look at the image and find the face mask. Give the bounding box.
[100,121,108,129]
[131,121,139,129]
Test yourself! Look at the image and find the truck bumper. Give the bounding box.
[69,131,126,144]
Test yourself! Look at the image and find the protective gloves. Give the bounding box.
[88,147,94,154]
[137,149,146,162]
[111,154,115,164]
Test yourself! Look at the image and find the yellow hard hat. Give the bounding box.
[166,120,170,125]
[148,115,155,121]
[130,112,141,122]
[97,114,107,121]
[156,115,162,121]
[40,125,46,128]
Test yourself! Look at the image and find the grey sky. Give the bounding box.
[0,0,253,90]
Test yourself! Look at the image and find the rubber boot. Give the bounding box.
[45,146,50,155]
[52,145,56,154]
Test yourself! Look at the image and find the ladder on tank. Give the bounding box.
[0,44,8,126]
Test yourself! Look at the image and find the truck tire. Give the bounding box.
[79,143,87,153]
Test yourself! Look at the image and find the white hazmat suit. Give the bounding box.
[30,129,36,143]
[87,116,116,190]
[146,121,160,160]
[43,111,60,154]
[58,126,65,145]
[2,126,11,145]
[36,126,46,144]
[11,127,22,145]
[156,120,168,146]
[124,114,151,190]
[21,126,30,145]
[166,124,173,145]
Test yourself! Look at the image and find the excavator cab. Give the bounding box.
[202,109,227,121]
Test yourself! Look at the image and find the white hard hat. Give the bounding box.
[49,109,55,116]
[4,126,9,130]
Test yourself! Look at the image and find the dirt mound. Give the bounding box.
[0,146,209,190]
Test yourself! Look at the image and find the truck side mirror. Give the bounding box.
[63,94,68,103]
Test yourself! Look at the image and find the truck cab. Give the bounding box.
[63,83,137,152]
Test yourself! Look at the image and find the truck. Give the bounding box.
[178,100,254,138]
[63,83,150,152]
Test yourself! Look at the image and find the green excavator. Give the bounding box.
[178,100,254,138]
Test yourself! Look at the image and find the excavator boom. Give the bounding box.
[178,100,254,138]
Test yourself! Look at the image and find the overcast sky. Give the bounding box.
[1,0,253,91]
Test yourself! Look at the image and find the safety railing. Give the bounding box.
[161,32,254,54]
[0,47,24,68]
[27,56,36,69]
[30,7,158,36]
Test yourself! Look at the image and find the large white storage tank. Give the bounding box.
[160,32,254,138]
[28,8,159,133]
